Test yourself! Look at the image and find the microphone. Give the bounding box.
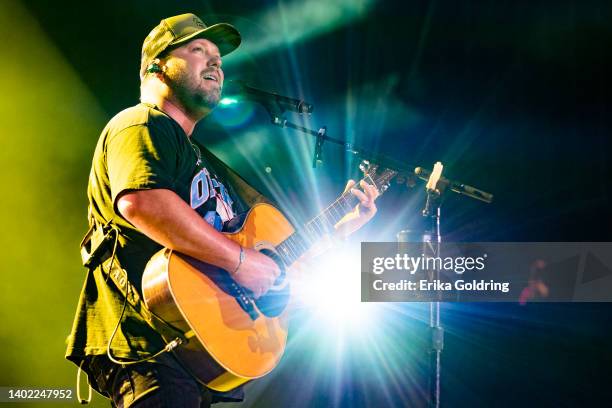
[224,80,313,114]
[414,167,494,203]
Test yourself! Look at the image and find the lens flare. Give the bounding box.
[293,248,379,331]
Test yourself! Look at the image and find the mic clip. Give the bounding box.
[313,126,326,168]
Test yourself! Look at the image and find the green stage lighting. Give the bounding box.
[219,97,240,106]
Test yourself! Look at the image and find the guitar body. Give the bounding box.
[142,203,294,392]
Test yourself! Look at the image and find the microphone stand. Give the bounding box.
[261,102,359,168]
[254,90,494,202]
[398,170,446,408]
[422,183,444,408]
[264,106,421,175]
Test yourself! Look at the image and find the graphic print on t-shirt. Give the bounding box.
[190,167,234,231]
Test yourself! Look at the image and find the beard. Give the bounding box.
[166,64,221,113]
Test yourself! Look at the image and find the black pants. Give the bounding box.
[88,354,212,408]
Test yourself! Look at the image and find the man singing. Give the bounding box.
[66,13,379,407]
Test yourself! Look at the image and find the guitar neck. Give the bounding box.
[275,167,397,266]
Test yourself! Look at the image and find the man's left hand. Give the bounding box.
[334,179,380,238]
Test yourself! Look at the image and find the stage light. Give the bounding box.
[219,97,239,106]
[211,100,257,129]
[293,247,380,332]
[224,0,376,66]
[0,0,107,389]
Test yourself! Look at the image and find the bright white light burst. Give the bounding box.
[294,247,379,332]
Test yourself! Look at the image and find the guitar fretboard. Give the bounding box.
[275,191,360,265]
[275,167,397,265]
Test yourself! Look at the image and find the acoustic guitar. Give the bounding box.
[142,161,397,392]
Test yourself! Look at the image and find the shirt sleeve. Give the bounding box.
[106,124,179,206]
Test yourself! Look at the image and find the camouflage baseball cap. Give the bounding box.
[140,13,241,79]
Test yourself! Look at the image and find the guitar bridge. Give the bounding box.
[228,280,260,321]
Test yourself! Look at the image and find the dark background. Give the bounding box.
[5,0,612,406]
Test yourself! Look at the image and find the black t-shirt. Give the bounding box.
[66,102,248,368]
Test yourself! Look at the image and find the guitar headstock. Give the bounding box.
[359,160,398,195]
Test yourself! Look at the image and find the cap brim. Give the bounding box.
[169,23,241,56]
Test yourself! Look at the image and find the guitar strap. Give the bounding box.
[196,143,271,213]
[80,221,188,345]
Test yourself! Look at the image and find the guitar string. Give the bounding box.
[284,237,299,264]
[288,182,367,260]
[276,171,394,265]
[306,191,354,233]
[280,190,356,264]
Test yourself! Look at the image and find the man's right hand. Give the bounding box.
[230,248,281,299]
